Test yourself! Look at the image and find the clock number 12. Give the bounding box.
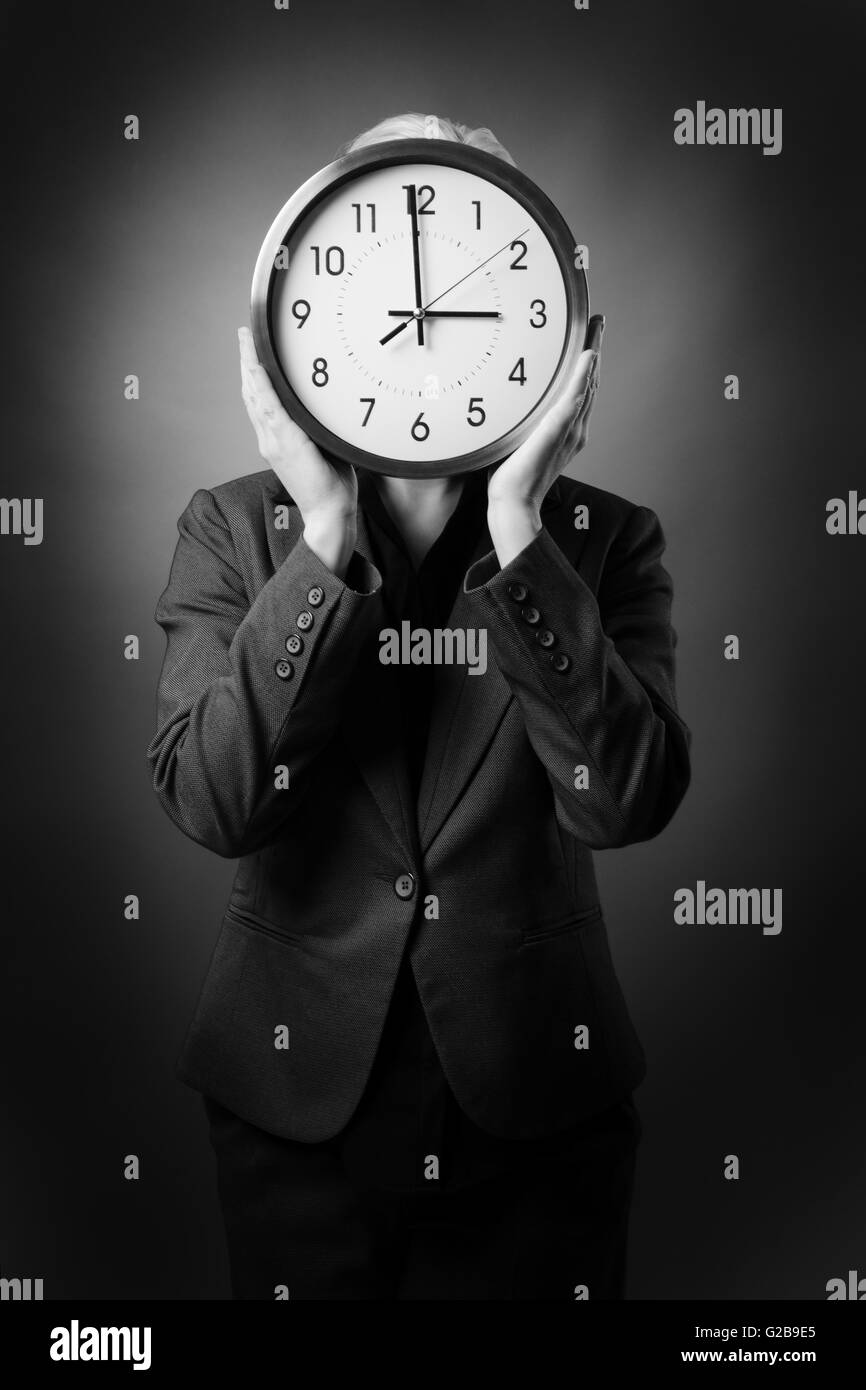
[403,185,435,215]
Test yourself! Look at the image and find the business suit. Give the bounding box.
[149,463,690,1295]
[149,465,690,1145]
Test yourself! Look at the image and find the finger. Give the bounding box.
[564,349,597,424]
[561,330,602,457]
[248,365,316,462]
[573,380,599,454]
[585,313,605,354]
[565,410,586,454]
[236,333,303,463]
[575,362,599,426]
[238,326,260,371]
[241,361,261,412]
[240,386,273,454]
[576,346,597,390]
[552,348,592,419]
[241,362,257,404]
[248,362,288,425]
[239,328,261,402]
[238,356,280,450]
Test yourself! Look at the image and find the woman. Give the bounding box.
[148,112,691,1300]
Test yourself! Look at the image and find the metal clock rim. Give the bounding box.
[250,138,589,479]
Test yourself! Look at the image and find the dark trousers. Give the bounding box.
[202,1093,642,1301]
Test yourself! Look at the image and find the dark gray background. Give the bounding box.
[1,0,863,1298]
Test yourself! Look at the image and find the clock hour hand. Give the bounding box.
[407,184,425,346]
[379,314,420,347]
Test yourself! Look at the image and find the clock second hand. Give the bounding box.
[379,228,530,346]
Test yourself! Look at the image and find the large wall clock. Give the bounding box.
[251,138,589,478]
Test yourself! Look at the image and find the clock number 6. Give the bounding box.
[530,300,547,328]
[467,397,486,427]
[411,411,430,442]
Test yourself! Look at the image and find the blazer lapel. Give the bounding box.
[415,545,513,854]
[417,476,565,854]
[341,502,419,862]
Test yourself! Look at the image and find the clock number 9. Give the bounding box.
[291,299,311,328]
[467,397,486,427]
[411,411,430,441]
[312,358,329,387]
[530,300,547,328]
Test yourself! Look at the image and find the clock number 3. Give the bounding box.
[530,299,547,328]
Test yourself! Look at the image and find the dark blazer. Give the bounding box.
[148,469,691,1142]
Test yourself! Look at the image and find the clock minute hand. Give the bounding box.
[379,228,530,346]
[407,184,425,346]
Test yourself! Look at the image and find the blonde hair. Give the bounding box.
[342,112,517,167]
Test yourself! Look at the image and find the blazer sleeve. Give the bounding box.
[464,504,692,849]
[147,487,384,858]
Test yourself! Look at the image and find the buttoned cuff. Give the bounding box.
[464,526,599,685]
[236,534,383,696]
[291,535,382,599]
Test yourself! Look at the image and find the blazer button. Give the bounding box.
[507,582,528,603]
[307,586,324,607]
[275,659,294,680]
[394,873,416,900]
[521,605,541,625]
[550,652,571,673]
[536,628,556,648]
[296,610,314,632]
[285,634,303,655]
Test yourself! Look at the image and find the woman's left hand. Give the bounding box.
[486,314,604,566]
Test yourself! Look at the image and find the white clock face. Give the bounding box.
[267,160,571,469]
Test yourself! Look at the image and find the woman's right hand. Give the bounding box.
[238,326,358,577]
